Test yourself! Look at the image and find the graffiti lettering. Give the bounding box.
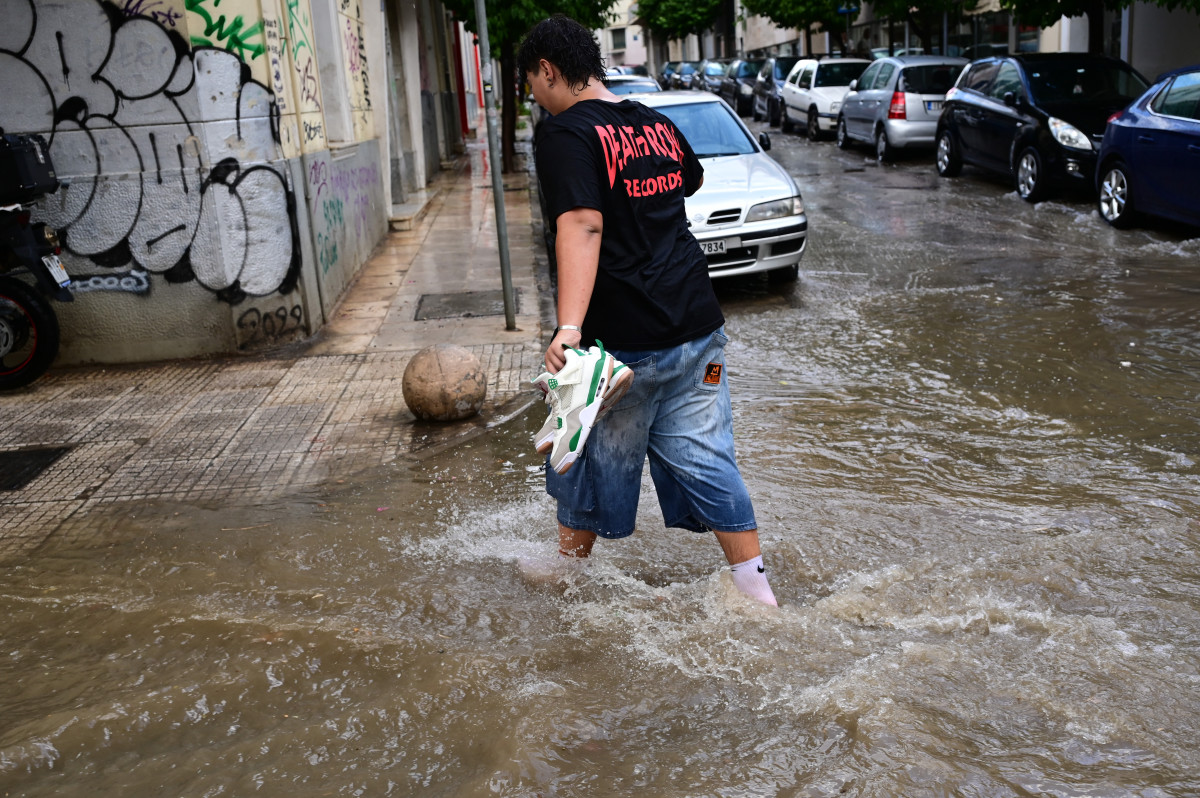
[70,268,152,295]
[300,59,321,109]
[302,119,323,143]
[120,0,183,27]
[316,232,338,274]
[185,0,266,61]
[236,304,304,346]
[2,0,301,305]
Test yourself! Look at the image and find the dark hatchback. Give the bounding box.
[752,56,801,126]
[719,58,765,115]
[1096,64,1200,229]
[935,53,1149,201]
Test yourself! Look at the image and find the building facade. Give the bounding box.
[1,0,476,366]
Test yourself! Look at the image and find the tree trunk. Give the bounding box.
[501,45,517,174]
[1085,0,1106,54]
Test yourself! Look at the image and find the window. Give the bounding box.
[611,28,626,50]
[873,63,896,90]
[739,60,764,78]
[988,62,1022,100]
[815,62,869,88]
[962,61,999,94]
[856,62,881,90]
[798,67,814,89]
[1153,71,1200,120]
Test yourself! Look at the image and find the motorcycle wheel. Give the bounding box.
[0,276,60,390]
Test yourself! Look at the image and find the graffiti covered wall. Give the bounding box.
[0,0,385,363]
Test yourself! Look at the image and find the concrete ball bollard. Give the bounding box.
[401,344,487,421]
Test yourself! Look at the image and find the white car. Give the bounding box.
[627,91,807,282]
[780,57,871,140]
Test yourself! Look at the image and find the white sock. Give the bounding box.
[730,555,778,607]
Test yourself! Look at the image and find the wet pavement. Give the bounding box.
[0,136,546,561]
[3,111,1200,796]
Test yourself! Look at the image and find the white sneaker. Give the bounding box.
[530,340,627,474]
[532,349,633,456]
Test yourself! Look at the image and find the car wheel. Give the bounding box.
[781,104,794,133]
[875,127,894,162]
[936,129,962,177]
[768,264,799,284]
[1015,147,1048,202]
[836,116,851,150]
[738,96,751,116]
[806,108,821,141]
[1098,161,1136,229]
[769,99,781,127]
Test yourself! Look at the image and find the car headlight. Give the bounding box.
[740,83,753,95]
[745,196,804,223]
[830,101,840,111]
[1048,117,1092,151]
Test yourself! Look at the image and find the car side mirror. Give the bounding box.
[759,132,771,151]
[848,79,857,91]
[1003,91,1020,108]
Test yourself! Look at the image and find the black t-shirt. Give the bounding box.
[536,99,724,350]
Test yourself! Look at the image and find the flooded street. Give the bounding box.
[4,125,1200,796]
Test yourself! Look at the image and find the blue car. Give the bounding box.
[1096,64,1200,229]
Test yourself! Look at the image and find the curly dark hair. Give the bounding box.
[516,15,606,90]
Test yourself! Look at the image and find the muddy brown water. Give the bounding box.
[3,134,1200,796]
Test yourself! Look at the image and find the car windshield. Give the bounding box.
[900,64,962,94]
[608,80,660,95]
[737,60,765,78]
[1026,62,1149,105]
[705,63,727,75]
[679,63,699,75]
[814,62,869,87]
[774,59,799,79]
[650,102,756,158]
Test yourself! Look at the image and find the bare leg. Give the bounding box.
[559,524,597,558]
[713,528,762,565]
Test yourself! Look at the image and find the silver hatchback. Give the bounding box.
[837,55,967,161]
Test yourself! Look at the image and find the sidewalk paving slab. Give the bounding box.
[0,134,552,561]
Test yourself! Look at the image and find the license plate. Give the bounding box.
[925,100,943,112]
[42,254,71,287]
[701,240,727,255]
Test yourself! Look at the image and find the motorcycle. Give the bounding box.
[0,129,71,390]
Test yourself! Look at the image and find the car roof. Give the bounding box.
[607,75,657,83]
[627,91,726,107]
[1155,62,1200,81]
[875,55,968,66]
[990,52,1127,65]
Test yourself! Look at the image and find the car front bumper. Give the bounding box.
[692,217,808,278]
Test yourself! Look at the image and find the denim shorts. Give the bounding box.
[546,327,757,539]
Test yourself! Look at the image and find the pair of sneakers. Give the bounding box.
[532,341,633,475]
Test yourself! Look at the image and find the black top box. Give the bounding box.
[0,132,59,206]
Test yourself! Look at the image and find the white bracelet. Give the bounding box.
[554,325,582,336]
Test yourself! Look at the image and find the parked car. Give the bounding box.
[719,58,765,116]
[632,92,808,282]
[1096,63,1200,229]
[837,55,967,160]
[781,57,871,139]
[670,61,702,90]
[690,59,730,92]
[752,56,801,126]
[606,75,662,94]
[658,61,681,89]
[935,53,1150,201]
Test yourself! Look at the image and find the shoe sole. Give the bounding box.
[549,356,613,474]
[536,367,631,455]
